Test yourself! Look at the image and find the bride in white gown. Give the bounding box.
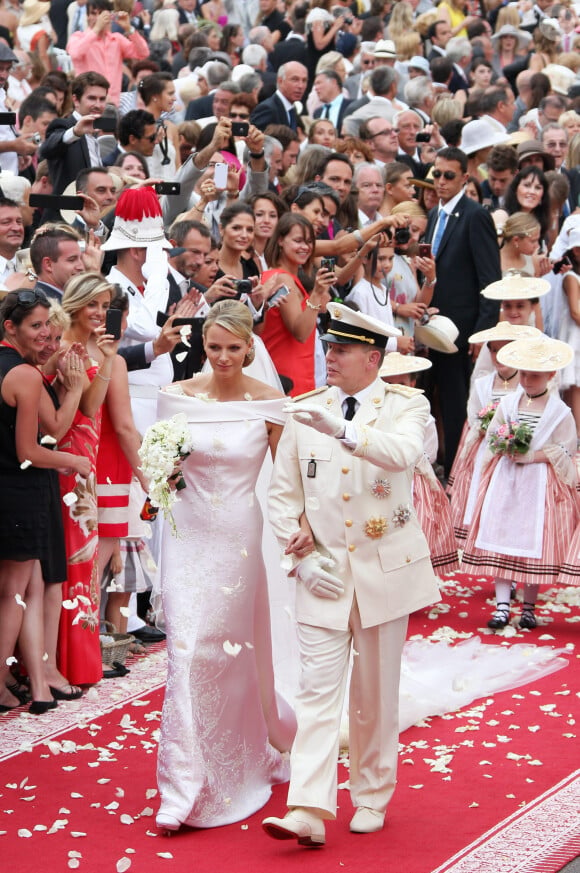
[155,301,307,833]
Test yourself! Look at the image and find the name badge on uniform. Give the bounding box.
[307,459,317,478]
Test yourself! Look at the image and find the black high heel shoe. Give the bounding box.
[6,681,31,705]
[29,699,58,715]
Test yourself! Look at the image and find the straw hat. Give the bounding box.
[374,39,398,59]
[542,64,576,97]
[468,322,542,345]
[538,17,562,43]
[101,187,171,251]
[496,337,573,372]
[411,165,435,190]
[19,0,51,27]
[516,140,555,172]
[490,24,532,50]
[379,352,432,378]
[481,274,550,300]
[460,119,509,156]
[414,314,459,353]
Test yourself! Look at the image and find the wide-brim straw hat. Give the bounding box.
[496,337,573,372]
[468,322,542,345]
[516,139,555,172]
[20,0,51,27]
[460,119,509,156]
[379,352,432,378]
[374,39,398,59]
[542,63,577,97]
[414,314,459,354]
[490,24,532,50]
[481,275,551,300]
[411,165,435,190]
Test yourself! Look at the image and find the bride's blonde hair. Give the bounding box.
[203,300,255,365]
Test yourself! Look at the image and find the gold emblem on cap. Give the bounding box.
[332,307,342,319]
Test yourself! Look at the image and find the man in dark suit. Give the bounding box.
[251,61,308,132]
[103,109,157,168]
[424,147,501,475]
[426,20,451,63]
[185,79,238,122]
[312,70,352,135]
[39,71,110,213]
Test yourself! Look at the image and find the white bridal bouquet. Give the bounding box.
[139,413,194,534]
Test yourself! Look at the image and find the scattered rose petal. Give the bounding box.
[120,814,134,825]
[5,656,17,666]
[409,784,424,789]
[119,607,130,618]
[40,435,57,446]
[223,640,242,657]
[63,492,78,506]
[71,832,87,838]
[20,459,32,470]
[67,860,80,869]
[14,593,26,609]
[175,351,187,363]
[241,824,249,830]
[117,859,131,873]
[157,852,173,859]
[18,829,32,838]
[145,789,157,799]
[469,802,479,807]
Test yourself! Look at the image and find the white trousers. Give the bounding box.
[287,598,408,819]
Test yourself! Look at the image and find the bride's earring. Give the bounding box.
[243,346,255,366]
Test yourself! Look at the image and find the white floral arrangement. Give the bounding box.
[139,413,194,535]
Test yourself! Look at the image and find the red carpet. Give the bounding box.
[1,576,580,873]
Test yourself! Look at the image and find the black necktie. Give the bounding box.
[344,396,357,421]
[323,103,331,119]
[288,106,297,130]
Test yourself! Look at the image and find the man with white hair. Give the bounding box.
[249,24,275,56]
[355,162,385,226]
[250,61,308,131]
[404,76,436,124]
[344,42,377,100]
[242,43,277,98]
[446,37,472,93]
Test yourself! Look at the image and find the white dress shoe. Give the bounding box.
[262,808,326,847]
[349,807,385,834]
[156,812,181,833]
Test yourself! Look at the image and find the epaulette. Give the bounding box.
[384,383,424,398]
[288,386,329,402]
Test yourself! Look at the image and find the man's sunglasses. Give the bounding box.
[432,170,458,180]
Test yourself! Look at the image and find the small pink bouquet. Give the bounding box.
[477,400,499,434]
[488,419,533,457]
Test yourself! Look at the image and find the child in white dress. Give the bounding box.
[461,337,580,630]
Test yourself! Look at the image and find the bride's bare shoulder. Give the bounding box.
[245,377,285,401]
[167,374,211,397]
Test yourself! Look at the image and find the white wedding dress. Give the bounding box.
[156,387,295,828]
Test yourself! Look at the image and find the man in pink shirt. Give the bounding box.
[67,0,149,106]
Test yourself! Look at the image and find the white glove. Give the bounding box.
[284,402,345,438]
[296,555,344,600]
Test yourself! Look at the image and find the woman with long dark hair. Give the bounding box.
[504,165,551,241]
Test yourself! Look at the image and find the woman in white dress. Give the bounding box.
[155,301,307,834]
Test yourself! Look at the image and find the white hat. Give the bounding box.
[460,119,509,155]
[566,227,580,249]
[490,24,532,50]
[542,63,576,97]
[0,172,30,207]
[379,352,432,378]
[496,337,573,372]
[408,56,430,75]
[101,187,171,252]
[414,314,459,353]
[538,17,562,42]
[231,64,254,83]
[19,0,51,27]
[468,322,542,345]
[481,274,551,300]
[320,302,400,348]
[374,39,398,59]
[306,7,333,26]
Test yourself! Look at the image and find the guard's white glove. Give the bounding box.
[284,402,345,438]
[296,555,344,600]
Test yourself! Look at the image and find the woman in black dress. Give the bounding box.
[0,290,90,714]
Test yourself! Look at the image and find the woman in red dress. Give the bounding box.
[58,274,119,686]
[258,214,334,396]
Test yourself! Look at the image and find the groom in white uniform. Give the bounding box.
[263,303,441,846]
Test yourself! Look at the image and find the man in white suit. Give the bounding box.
[263,304,441,847]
